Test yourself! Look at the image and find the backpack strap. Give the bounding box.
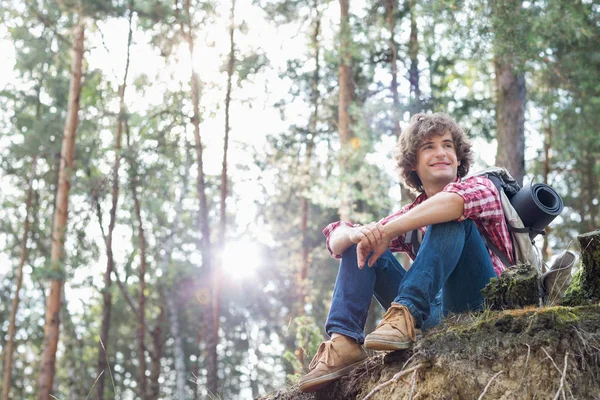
[480,233,513,269]
[405,229,421,255]
[483,175,517,267]
[508,226,546,237]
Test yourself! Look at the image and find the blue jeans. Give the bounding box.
[325,220,497,343]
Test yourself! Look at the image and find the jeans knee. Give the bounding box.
[341,244,358,259]
[430,219,474,235]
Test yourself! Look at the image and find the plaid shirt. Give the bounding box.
[323,176,513,277]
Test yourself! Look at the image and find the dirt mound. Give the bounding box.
[262,305,600,400]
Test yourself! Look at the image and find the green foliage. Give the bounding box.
[283,315,323,382]
[0,0,598,398]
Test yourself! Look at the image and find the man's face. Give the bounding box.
[413,131,460,189]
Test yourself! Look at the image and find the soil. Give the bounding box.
[261,305,600,400]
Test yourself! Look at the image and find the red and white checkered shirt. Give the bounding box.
[323,176,513,277]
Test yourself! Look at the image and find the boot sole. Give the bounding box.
[298,357,368,392]
[364,338,413,351]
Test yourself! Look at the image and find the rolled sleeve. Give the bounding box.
[443,176,503,222]
[322,221,356,259]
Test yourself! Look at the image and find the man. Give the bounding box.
[298,113,514,392]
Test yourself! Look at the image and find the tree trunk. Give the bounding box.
[96,4,133,398]
[385,0,400,138]
[494,58,526,186]
[167,295,187,399]
[38,19,84,400]
[541,122,552,266]
[585,150,598,231]
[338,0,352,145]
[181,0,216,395]
[492,0,526,186]
[338,0,353,222]
[160,138,192,400]
[296,3,321,369]
[159,141,191,400]
[407,0,421,113]
[3,157,36,400]
[193,330,201,400]
[131,150,148,400]
[61,286,85,400]
[209,0,236,383]
[148,300,165,400]
[221,0,235,246]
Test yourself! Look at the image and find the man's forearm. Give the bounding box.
[329,225,357,256]
[383,192,464,239]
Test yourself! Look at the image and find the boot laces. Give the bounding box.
[308,341,339,370]
[377,304,415,340]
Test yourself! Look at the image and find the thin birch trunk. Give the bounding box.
[96,4,133,398]
[3,157,37,400]
[38,19,84,400]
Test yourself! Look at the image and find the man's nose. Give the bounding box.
[433,145,446,158]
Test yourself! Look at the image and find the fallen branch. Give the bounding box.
[361,362,428,400]
[478,370,504,400]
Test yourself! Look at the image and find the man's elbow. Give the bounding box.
[330,241,349,257]
[448,192,465,220]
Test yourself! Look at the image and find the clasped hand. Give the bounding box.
[349,222,390,269]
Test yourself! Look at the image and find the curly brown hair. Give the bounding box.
[394,113,473,193]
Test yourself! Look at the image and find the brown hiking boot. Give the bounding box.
[364,303,416,351]
[298,335,368,392]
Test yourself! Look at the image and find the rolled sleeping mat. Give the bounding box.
[511,182,564,239]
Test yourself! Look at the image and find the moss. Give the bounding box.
[563,230,600,306]
[563,268,587,306]
[481,264,539,309]
[577,230,600,300]
[423,305,599,349]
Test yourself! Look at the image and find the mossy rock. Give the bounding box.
[481,264,539,310]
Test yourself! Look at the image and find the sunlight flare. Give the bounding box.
[221,239,261,279]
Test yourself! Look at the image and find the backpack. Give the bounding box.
[469,167,543,275]
[404,167,543,274]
